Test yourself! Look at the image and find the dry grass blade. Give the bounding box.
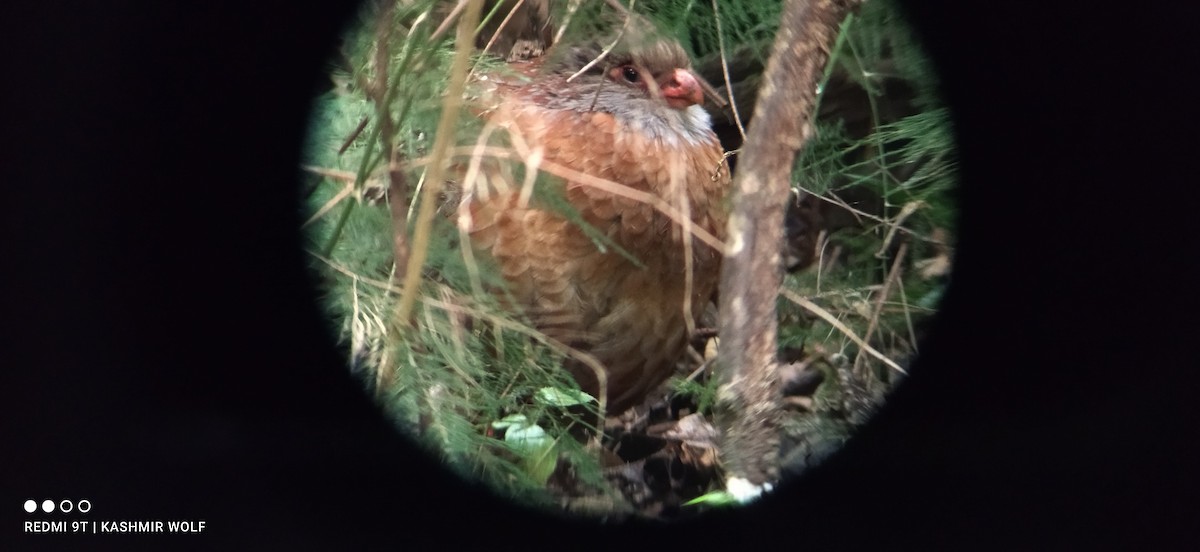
[875,200,923,258]
[309,250,609,431]
[781,288,906,375]
[669,154,696,340]
[300,166,376,229]
[410,145,726,252]
[800,186,946,246]
[421,294,609,425]
[393,0,485,333]
[302,179,356,229]
[386,147,411,284]
[455,122,504,298]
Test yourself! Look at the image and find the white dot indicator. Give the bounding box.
[24,500,36,513]
[41,500,54,513]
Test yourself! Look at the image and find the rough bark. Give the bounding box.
[715,0,862,498]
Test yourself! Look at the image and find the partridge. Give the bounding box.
[461,22,731,414]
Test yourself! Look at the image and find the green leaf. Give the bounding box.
[684,491,739,507]
[490,414,528,430]
[535,387,595,407]
[503,420,558,484]
[522,439,559,485]
[504,422,549,452]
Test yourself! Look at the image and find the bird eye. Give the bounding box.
[621,66,640,83]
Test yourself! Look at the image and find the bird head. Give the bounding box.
[602,49,705,110]
[507,17,717,145]
[547,19,706,111]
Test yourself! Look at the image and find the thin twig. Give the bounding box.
[800,185,948,246]
[479,0,525,55]
[853,240,908,375]
[710,0,747,141]
[814,229,829,292]
[566,2,636,83]
[339,116,370,156]
[553,0,585,45]
[431,0,470,44]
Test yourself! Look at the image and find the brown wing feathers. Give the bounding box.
[459,14,731,413]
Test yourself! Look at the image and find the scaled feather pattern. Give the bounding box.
[461,21,731,413]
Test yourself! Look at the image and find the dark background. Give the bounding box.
[3,0,1198,549]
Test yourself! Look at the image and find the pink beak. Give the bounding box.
[660,68,704,108]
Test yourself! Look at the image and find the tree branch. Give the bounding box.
[715,0,862,501]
